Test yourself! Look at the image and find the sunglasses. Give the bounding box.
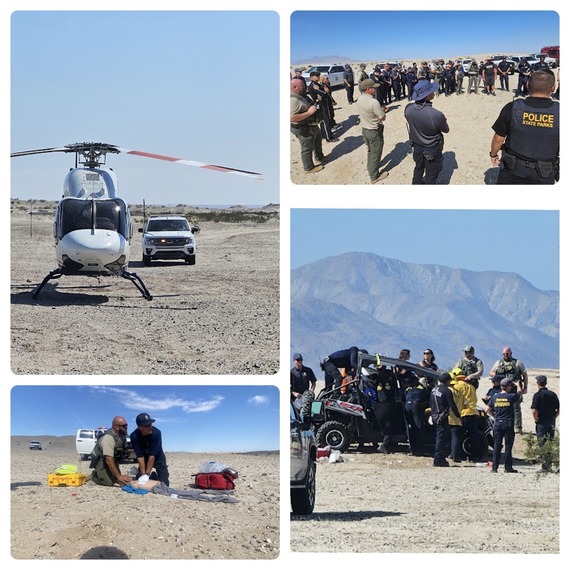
[115,423,128,428]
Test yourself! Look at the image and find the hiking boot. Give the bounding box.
[434,460,450,467]
[304,164,324,174]
[490,469,498,473]
[371,171,389,184]
[505,468,519,473]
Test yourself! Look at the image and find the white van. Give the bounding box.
[76,428,106,460]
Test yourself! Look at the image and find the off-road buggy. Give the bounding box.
[307,353,493,457]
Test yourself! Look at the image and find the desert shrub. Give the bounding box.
[523,430,559,474]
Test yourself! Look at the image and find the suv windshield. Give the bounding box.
[147,219,190,232]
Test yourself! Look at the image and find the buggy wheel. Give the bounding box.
[316,420,351,452]
[462,432,489,459]
[291,459,316,515]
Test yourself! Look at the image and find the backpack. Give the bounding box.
[194,469,238,490]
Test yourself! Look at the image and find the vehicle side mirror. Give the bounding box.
[138,227,143,233]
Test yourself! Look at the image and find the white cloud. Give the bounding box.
[90,387,224,414]
[248,395,269,406]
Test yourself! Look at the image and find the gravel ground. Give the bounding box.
[11,438,279,560]
[291,370,560,554]
[10,205,279,375]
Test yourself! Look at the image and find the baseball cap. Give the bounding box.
[535,375,548,386]
[136,413,156,426]
[464,345,474,352]
[500,378,512,389]
[293,353,303,361]
[294,67,301,72]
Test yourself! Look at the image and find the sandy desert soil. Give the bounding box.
[290,62,560,185]
[291,369,560,554]
[11,437,279,560]
[10,204,279,375]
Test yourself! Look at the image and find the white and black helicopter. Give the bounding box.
[11,142,262,300]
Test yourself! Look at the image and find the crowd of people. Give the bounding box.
[291,345,559,472]
[290,55,560,184]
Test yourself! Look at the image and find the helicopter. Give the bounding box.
[11,142,263,301]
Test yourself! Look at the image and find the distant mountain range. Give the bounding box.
[292,55,358,65]
[291,253,559,373]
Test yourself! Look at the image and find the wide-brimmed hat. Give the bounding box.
[412,80,439,101]
[360,78,380,90]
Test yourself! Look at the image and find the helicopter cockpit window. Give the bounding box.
[60,199,127,238]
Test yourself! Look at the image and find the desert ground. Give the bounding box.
[10,436,279,560]
[290,59,560,185]
[10,202,279,375]
[291,368,560,554]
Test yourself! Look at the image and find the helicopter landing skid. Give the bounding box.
[121,270,153,300]
[32,268,64,298]
[31,268,153,300]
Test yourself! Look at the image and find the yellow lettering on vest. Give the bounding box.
[522,112,554,125]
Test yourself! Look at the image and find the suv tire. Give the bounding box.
[185,254,196,265]
[142,254,152,266]
[291,459,316,515]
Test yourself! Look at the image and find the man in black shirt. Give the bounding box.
[531,375,560,470]
[130,413,170,486]
[404,80,450,185]
[321,346,367,393]
[490,70,559,184]
[290,353,317,398]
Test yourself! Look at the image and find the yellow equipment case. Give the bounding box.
[47,473,87,487]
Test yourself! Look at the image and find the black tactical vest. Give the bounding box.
[507,98,559,161]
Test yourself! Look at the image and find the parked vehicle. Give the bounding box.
[491,55,516,74]
[533,53,557,67]
[301,64,346,88]
[139,215,198,266]
[309,354,493,457]
[540,46,559,66]
[290,399,317,515]
[510,55,539,69]
[29,441,43,450]
[76,428,135,461]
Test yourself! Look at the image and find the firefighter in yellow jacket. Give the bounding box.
[449,368,481,461]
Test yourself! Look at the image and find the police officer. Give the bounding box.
[467,60,480,94]
[497,56,511,92]
[430,373,461,467]
[486,379,523,473]
[343,64,355,104]
[533,53,550,72]
[404,80,449,185]
[290,77,325,174]
[530,375,560,471]
[454,345,484,389]
[490,347,528,434]
[290,353,317,398]
[404,375,429,456]
[90,416,133,486]
[321,346,368,393]
[490,69,559,184]
[374,366,400,453]
[515,58,532,96]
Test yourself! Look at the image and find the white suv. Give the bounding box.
[139,215,198,266]
[301,64,346,88]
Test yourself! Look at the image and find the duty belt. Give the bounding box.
[291,123,318,129]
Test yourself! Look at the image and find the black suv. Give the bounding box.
[290,400,317,515]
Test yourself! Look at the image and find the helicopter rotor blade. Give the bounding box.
[117,147,263,180]
[10,146,70,158]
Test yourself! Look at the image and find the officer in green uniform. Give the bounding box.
[290,77,325,174]
[490,70,559,184]
[90,416,133,486]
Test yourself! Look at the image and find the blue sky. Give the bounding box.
[291,209,559,291]
[11,385,279,452]
[291,10,560,63]
[9,11,279,206]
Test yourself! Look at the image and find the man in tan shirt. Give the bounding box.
[355,78,389,183]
